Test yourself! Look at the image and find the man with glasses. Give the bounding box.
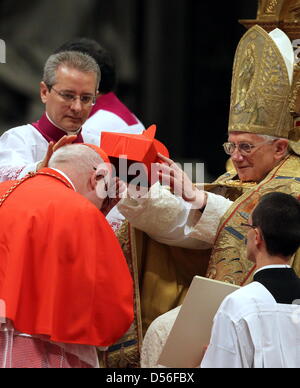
[0,51,101,181]
[54,38,145,138]
[222,134,289,183]
[53,38,145,236]
[114,26,300,364]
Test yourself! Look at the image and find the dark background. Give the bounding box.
[0,0,258,180]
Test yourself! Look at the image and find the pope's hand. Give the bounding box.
[155,153,207,210]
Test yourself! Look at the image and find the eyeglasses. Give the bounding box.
[49,86,97,106]
[240,222,257,229]
[223,140,273,156]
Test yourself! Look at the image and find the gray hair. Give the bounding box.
[256,134,291,156]
[257,134,280,142]
[48,144,103,176]
[43,51,101,90]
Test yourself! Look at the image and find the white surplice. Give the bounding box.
[82,91,145,143]
[0,123,102,182]
[201,281,300,368]
[0,124,49,181]
[83,109,144,144]
[141,281,300,368]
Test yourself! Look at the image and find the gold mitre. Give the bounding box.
[228,25,300,155]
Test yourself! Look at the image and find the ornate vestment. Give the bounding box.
[207,154,300,285]
[103,154,300,367]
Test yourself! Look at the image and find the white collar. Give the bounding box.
[50,168,76,191]
[254,264,291,276]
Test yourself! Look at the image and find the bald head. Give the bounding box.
[49,144,106,208]
[49,144,102,175]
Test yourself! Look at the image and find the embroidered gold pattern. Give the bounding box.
[207,155,300,286]
[101,221,142,368]
[229,25,292,139]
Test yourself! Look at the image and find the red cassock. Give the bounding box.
[0,168,134,347]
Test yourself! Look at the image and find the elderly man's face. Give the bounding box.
[228,132,286,182]
[40,65,98,132]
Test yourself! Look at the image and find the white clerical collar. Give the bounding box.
[46,112,82,135]
[254,264,291,276]
[50,168,76,191]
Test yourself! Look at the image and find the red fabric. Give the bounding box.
[101,124,169,164]
[100,125,169,182]
[0,169,134,347]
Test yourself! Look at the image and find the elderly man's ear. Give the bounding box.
[273,139,289,160]
[90,171,98,190]
[90,171,104,194]
[91,166,111,199]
